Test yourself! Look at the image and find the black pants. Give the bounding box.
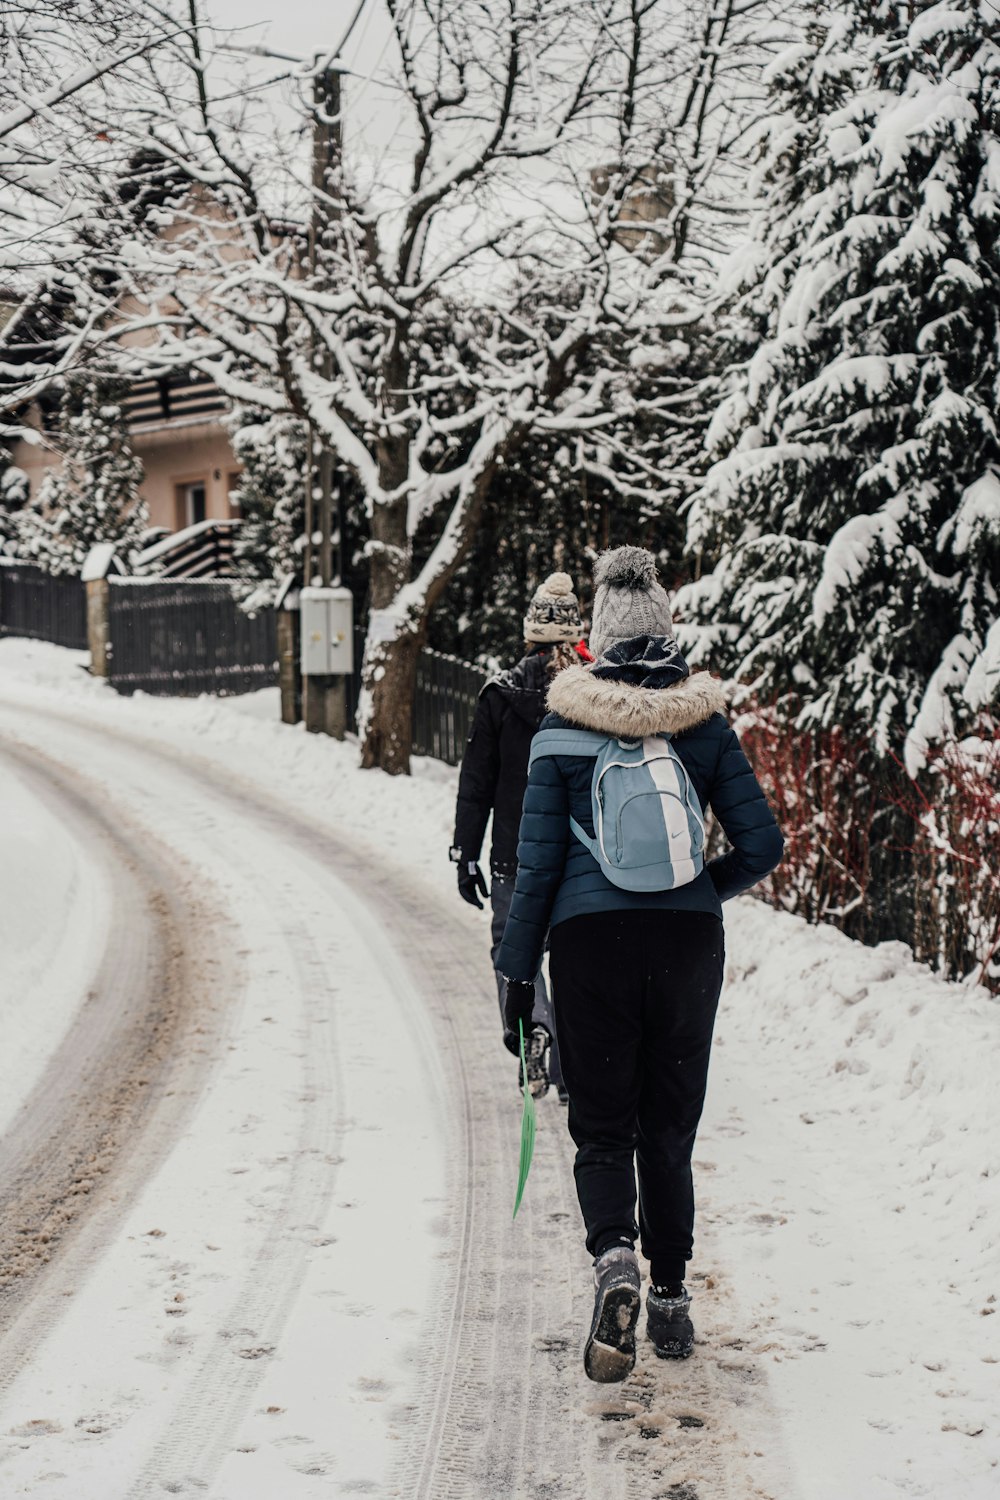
[549,910,724,1285]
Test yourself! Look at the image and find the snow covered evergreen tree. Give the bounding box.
[0,451,29,553]
[679,0,1000,766]
[227,409,308,604]
[16,375,147,574]
[676,0,1000,964]
[227,406,370,612]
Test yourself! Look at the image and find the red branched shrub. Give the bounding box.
[733,704,876,927]
[731,700,1000,992]
[886,728,1000,990]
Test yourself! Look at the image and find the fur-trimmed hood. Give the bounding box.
[546,662,726,737]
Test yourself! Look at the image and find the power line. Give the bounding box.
[220,0,370,73]
[314,0,370,74]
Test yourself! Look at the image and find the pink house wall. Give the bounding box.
[10,411,240,534]
[129,419,240,530]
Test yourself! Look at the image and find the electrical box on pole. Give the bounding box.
[300,586,354,677]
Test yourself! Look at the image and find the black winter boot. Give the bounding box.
[583,1247,641,1383]
[646,1285,694,1359]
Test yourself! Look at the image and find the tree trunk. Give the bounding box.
[359,420,525,774]
[358,626,424,775]
[360,404,415,772]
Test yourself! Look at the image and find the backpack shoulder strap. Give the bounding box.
[528,728,608,769]
[529,728,607,857]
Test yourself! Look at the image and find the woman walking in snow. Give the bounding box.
[496,546,782,1382]
[451,572,591,1098]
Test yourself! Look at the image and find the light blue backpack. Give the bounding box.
[528,729,706,892]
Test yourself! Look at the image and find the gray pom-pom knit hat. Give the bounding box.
[523,572,584,644]
[589,546,674,658]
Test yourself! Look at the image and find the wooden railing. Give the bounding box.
[0,559,486,764]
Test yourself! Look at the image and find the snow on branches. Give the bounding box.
[0,0,787,771]
[678,0,1000,768]
[226,408,308,608]
[15,373,147,574]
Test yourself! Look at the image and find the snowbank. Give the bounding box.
[708,900,998,1497]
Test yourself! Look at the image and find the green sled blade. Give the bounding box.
[513,1017,537,1220]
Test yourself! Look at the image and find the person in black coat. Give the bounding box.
[451,572,588,1096]
[495,547,783,1383]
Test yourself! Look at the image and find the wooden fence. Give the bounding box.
[412,648,486,765]
[106,579,278,695]
[0,561,88,650]
[0,562,485,764]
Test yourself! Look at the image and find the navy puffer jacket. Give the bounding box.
[495,643,784,983]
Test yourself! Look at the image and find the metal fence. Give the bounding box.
[0,561,88,650]
[107,579,278,696]
[412,647,486,765]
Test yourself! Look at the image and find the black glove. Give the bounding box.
[502,978,536,1056]
[457,859,489,909]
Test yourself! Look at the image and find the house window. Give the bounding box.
[177,480,206,528]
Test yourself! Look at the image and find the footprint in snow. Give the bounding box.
[8,1418,63,1438]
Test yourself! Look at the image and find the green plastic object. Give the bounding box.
[513,1018,537,1219]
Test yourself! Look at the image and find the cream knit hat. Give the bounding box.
[523,572,584,643]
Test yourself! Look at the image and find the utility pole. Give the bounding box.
[303,60,350,739]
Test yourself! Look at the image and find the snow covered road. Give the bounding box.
[0,679,787,1499]
[0,641,996,1499]
[0,704,454,1497]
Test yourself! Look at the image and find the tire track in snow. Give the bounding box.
[131,901,345,1498]
[18,721,569,1499]
[0,735,239,1392]
[0,701,794,1498]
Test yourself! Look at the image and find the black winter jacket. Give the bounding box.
[494,640,784,983]
[453,647,554,874]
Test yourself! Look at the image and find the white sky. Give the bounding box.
[201,0,590,275]
[204,0,422,203]
[204,0,402,141]
[206,0,389,69]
